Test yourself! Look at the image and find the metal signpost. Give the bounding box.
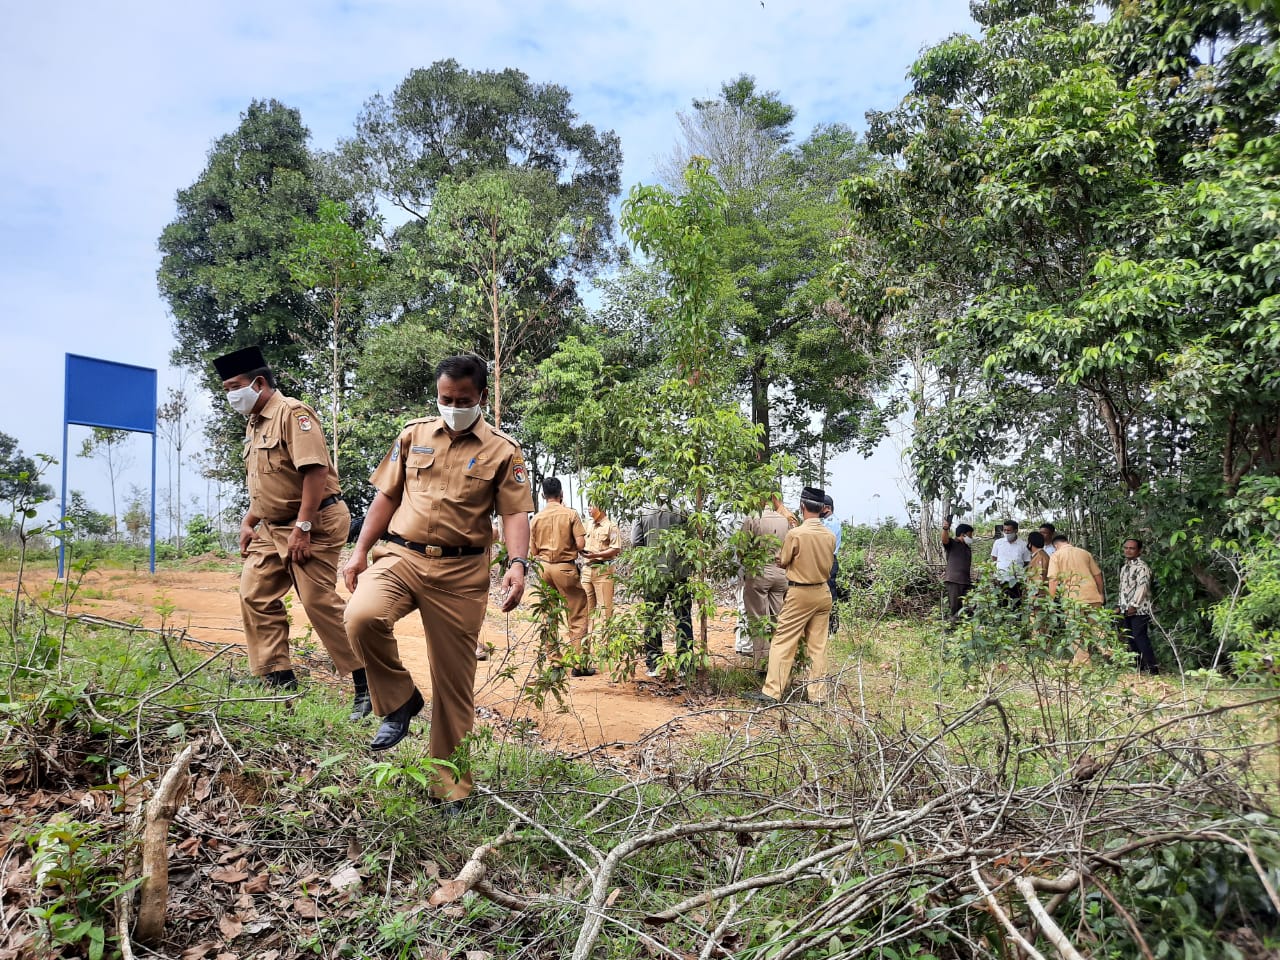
[59,354,158,577]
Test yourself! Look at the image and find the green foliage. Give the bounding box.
[182,513,223,555]
[0,431,55,510]
[26,816,142,960]
[840,0,1280,664]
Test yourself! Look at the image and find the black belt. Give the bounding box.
[385,534,485,558]
[318,494,343,510]
[788,580,826,587]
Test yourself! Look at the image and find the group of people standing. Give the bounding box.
[941,517,1159,674]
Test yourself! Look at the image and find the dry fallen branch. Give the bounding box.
[1014,876,1086,960]
[133,738,201,943]
[429,826,518,906]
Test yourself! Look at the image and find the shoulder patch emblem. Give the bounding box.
[390,445,399,462]
[296,414,312,432]
[513,462,527,484]
[411,446,433,455]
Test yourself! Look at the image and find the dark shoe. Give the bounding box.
[349,691,373,721]
[349,669,372,721]
[433,797,468,820]
[262,669,298,690]
[571,667,598,678]
[370,688,424,751]
[742,691,779,706]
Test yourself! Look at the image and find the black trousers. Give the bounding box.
[1120,613,1158,673]
[945,581,971,628]
[642,578,694,667]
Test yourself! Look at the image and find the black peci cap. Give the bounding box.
[800,486,826,506]
[213,345,267,381]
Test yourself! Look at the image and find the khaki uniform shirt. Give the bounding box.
[243,392,339,523]
[779,518,837,585]
[530,501,586,563]
[369,417,533,547]
[742,509,791,568]
[583,515,621,557]
[1047,543,1104,604]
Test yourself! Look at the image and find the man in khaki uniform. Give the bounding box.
[580,501,622,637]
[739,496,793,672]
[343,355,532,806]
[529,477,593,674]
[746,487,837,705]
[213,346,368,720]
[1047,532,1106,665]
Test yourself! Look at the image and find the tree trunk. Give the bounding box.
[751,362,770,460]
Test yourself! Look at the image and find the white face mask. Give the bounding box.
[961,536,974,545]
[1005,532,1017,543]
[438,403,482,432]
[227,380,261,417]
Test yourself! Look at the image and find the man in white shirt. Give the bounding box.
[991,519,1031,606]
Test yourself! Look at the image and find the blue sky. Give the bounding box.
[0,0,976,529]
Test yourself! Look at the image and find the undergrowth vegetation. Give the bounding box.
[3,554,1279,959]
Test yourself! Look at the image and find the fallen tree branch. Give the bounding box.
[970,859,1047,960]
[133,739,201,943]
[1014,875,1086,960]
[429,826,517,906]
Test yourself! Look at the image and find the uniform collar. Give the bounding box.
[250,390,284,426]
[428,415,491,443]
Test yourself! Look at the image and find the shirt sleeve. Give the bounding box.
[607,523,621,549]
[282,403,330,470]
[1088,553,1102,578]
[369,432,409,500]
[494,444,535,516]
[571,511,586,542]
[779,529,799,569]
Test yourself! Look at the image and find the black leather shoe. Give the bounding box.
[571,667,598,678]
[370,688,424,751]
[263,669,298,690]
[435,798,467,820]
[349,691,373,721]
[742,691,779,706]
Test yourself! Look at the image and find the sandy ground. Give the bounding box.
[7,560,749,755]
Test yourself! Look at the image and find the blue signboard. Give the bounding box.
[60,354,158,576]
[65,354,157,432]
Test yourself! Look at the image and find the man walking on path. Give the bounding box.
[343,355,533,808]
[632,501,693,676]
[580,501,622,643]
[739,496,792,673]
[214,345,368,721]
[746,487,837,705]
[530,477,593,675]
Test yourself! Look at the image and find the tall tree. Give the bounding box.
[662,76,883,469]
[158,99,324,376]
[285,197,382,472]
[157,381,197,555]
[841,0,1280,654]
[0,432,54,516]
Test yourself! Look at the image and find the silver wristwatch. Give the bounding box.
[296,520,313,533]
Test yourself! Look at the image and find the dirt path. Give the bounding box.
[7,561,746,754]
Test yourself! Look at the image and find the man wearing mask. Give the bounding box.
[529,477,592,675]
[941,518,975,630]
[991,519,1031,605]
[746,487,837,705]
[343,354,533,810]
[214,346,368,720]
[580,500,622,643]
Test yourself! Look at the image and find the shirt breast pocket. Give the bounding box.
[464,463,496,498]
[254,436,281,473]
[405,452,435,490]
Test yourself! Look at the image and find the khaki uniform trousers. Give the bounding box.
[581,562,616,627]
[743,564,788,667]
[344,544,490,800]
[239,500,362,677]
[762,584,832,702]
[535,561,590,656]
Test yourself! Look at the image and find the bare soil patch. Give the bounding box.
[6,560,745,754]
